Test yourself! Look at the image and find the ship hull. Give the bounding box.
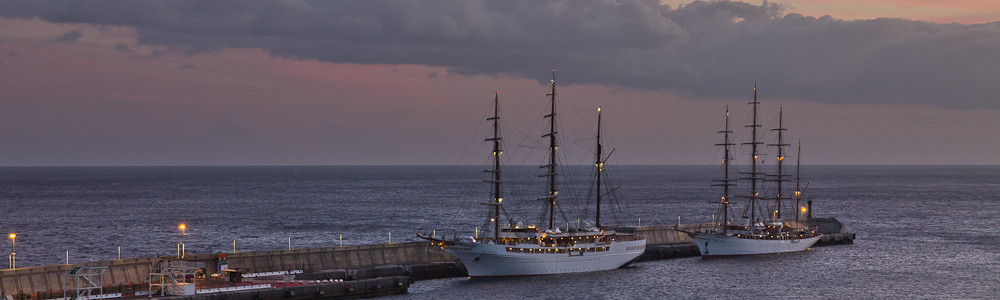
[445,239,646,277]
[693,233,821,257]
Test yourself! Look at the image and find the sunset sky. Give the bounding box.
[0,0,998,166]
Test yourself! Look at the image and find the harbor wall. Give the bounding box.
[0,224,742,297]
[784,217,846,234]
[0,219,852,297]
[620,223,717,244]
[194,241,456,275]
[0,241,454,297]
[0,257,158,298]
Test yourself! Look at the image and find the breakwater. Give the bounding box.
[0,219,854,298]
[0,242,454,298]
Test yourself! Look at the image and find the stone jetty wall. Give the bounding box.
[0,220,850,297]
[0,257,157,298]
[608,223,716,244]
[0,241,453,297]
[208,241,456,274]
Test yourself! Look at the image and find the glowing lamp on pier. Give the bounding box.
[8,233,15,269]
[179,224,187,236]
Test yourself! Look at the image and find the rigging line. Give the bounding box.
[580,164,599,226]
[501,165,530,224]
[465,157,494,215]
[595,115,629,218]
[552,118,592,204]
[604,184,629,225]
[451,105,499,215]
[694,108,735,166]
[599,165,620,225]
[506,96,550,160]
[508,92,550,141]
[593,133,628,225]
[553,164,582,229]
[452,102,494,167]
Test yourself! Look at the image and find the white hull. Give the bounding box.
[693,233,821,257]
[445,239,646,277]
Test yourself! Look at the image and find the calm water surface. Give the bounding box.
[1,165,998,298]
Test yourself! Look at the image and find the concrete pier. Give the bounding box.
[0,242,453,298]
[0,218,854,299]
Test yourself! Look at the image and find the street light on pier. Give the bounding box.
[178,224,187,258]
[8,233,15,269]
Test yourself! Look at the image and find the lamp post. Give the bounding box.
[9,233,15,269]
[178,224,186,258]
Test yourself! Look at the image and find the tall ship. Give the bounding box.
[420,71,645,277]
[691,86,821,257]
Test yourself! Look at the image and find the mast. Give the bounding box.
[539,70,559,230]
[768,106,790,221]
[483,91,503,240]
[795,140,802,222]
[595,107,603,228]
[712,106,735,234]
[740,84,763,223]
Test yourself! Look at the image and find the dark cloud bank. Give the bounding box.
[2,0,999,109]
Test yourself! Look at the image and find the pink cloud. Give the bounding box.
[783,0,1000,24]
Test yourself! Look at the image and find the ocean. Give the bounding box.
[1,165,998,298]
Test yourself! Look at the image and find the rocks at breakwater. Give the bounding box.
[815,232,856,246]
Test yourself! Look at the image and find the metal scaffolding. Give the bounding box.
[148,260,204,296]
[63,265,107,300]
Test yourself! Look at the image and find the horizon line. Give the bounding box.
[0,163,996,167]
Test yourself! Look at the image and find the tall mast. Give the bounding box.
[768,106,789,221]
[540,70,559,230]
[712,106,735,234]
[595,107,603,228]
[487,91,503,240]
[795,140,802,222]
[741,84,762,223]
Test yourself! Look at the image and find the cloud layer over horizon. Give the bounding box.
[2,0,999,110]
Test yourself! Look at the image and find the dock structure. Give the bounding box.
[0,241,451,299]
[0,218,853,299]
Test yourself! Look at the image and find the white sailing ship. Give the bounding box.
[691,86,821,257]
[422,71,645,276]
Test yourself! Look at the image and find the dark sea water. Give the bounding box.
[1,165,999,299]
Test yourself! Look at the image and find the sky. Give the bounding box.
[0,0,998,166]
